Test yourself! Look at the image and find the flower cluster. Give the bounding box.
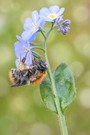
[14,5,71,68]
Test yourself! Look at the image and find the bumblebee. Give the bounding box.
[9,58,47,87]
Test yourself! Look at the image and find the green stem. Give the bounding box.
[31,46,45,52]
[44,25,68,135]
[45,52,68,135]
[32,51,43,58]
[31,42,43,46]
[39,28,46,40]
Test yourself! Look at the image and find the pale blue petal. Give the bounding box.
[16,35,22,41]
[22,30,32,41]
[16,35,25,44]
[22,30,37,42]
[14,41,24,58]
[26,42,31,50]
[40,7,50,16]
[39,19,45,28]
[32,10,39,24]
[40,15,54,22]
[25,51,33,65]
[35,17,44,28]
[57,8,65,16]
[49,5,59,13]
[30,32,37,41]
[24,18,32,30]
[15,59,20,68]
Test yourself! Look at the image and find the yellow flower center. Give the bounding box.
[25,47,29,52]
[48,13,57,19]
[32,23,36,29]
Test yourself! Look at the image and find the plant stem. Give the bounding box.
[44,25,69,135]
[31,46,45,52]
[45,52,68,135]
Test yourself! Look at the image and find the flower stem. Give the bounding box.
[44,25,69,135]
[31,46,45,52]
[45,52,68,135]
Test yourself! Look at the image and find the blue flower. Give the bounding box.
[22,10,45,41]
[14,36,33,68]
[57,19,71,35]
[39,5,65,22]
[15,59,21,69]
[53,16,63,27]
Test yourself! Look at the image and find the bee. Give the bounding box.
[9,58,47,87]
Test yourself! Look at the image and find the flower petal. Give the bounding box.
[39,6,65,22]
[24,18,32,30]
[22,30,32,41]
[25,51,33,65]
[39,19,45,28]
[49,5,59,13]
[57,8,65,16]
[40,7,50,16]
[32,10,39,24]
[14,41,24,58]
[15,58,20,68]
[16,35,25,44]
[22,29,37,41]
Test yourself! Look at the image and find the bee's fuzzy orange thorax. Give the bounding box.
[31,71,47,85]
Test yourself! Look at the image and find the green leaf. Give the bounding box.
[40,77,57,112]
[54,63,76,110]
[40,63,76,112]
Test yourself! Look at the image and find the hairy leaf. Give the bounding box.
[40,63,76,112]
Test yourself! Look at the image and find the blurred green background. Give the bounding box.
[0,0,90,135]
